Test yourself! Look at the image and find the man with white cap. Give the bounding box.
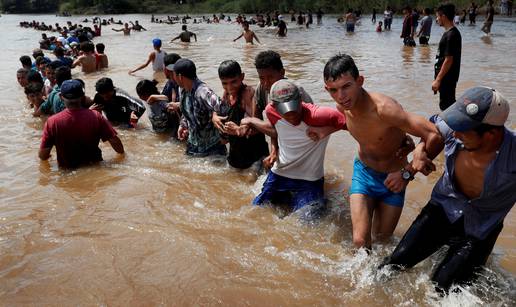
[381,87,515,293]
[242,79,346,221]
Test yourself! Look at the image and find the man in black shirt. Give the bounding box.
[433,3,462,111]
[91,77,147,127]
[400,7,415,46]
[481,0,495,34]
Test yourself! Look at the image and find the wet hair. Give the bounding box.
[182,25,187,30]
[54,47,65,57]
[48,60,64,70]
[135,79,159,98]
[164,53,181,66]
[323,54,359,81]
[95,77,115,93]
[35,56,48,66]
[27,70,44,85]
[55,66,71,86]
[17,68,29,76]
[80,41,95,53]
[20,55,32,68]
[24,82,44,95]
[254,50,283,71]
[218,60,242,79]
[424,8,432,15]
[32,49,44,59]
[437,3,456,21]
[95,43,105,53]
[473,123,504,135]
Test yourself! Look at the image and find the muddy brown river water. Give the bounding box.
[0,13,514,306]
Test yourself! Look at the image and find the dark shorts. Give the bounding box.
[403,37,416,47]
[346,23,355,32]
[439,81,457,111]
[186,142,227,157]
[253,171,326,221]
[382,201,503,293]
[419,36,429,45]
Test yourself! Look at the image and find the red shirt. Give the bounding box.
[265,102,346,128]
[40,108,117,168]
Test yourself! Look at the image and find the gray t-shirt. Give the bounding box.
[419,15,432,37]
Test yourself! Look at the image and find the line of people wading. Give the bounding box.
[15,3,515,297]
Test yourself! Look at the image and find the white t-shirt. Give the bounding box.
[266,102,346,181]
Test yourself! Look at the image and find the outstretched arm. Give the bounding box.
[129,52,154,74]
[233,33,243,42]
[240,117,277,138]
[380,99,444,174]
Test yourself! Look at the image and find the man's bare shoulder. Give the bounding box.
[370,92,404,118]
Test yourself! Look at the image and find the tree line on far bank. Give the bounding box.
[0,0,486,15]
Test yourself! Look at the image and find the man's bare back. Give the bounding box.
[73,54,97,73]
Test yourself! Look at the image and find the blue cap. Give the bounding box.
[152,38,162,47]
[60,79,85,99]
[440,87,509,131]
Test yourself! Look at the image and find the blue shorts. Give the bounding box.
[253,171,325,211]
[349,159,405,207]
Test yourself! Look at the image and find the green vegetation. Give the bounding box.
[0,0,486,14]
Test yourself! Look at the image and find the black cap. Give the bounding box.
[172,58,196,80]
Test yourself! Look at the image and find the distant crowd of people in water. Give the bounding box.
[15,2,515,298]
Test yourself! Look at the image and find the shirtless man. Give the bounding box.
[112,23,131,35]
[71,41,96,73]
[171,25,197,43]
[319,54,442,249]
[233,21,260,44]
[345,9,357,33]
[130,20,146,31]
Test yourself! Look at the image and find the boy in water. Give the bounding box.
[112,23,131,35]
[129,38,166,74]
[233,21,261,44]
[17,68,29,88]
[376,21,383,32]
[25,82,45,115]
[317,54,442,249]
[211,60,269,169]
[136,79,179,135]
[95,43,109,70]
[241,80,346,221]
[71,41,96,73]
